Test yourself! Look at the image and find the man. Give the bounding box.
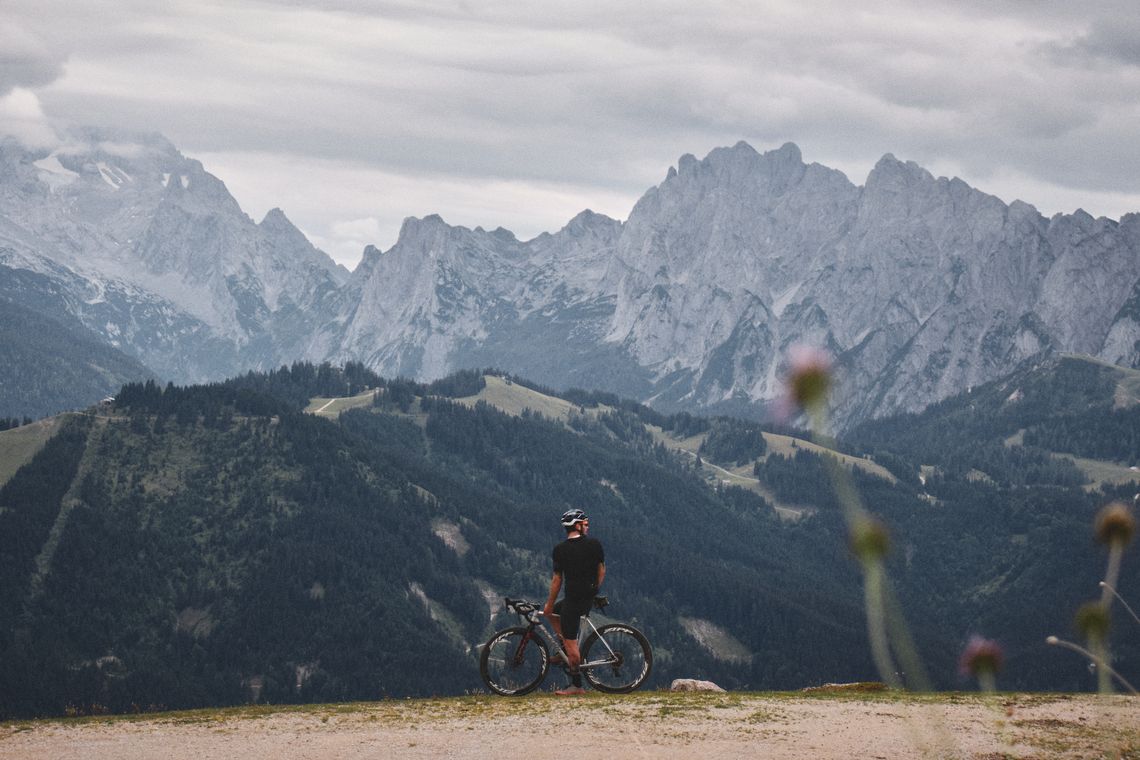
[543,508,605,696]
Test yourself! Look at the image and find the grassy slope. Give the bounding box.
[869,355,1140,490]
[1059,357,1140,487]
[1068,455,1140,491]
[1061,353,1140,409]
[302,377,900,523]
[1004,426,1140,491]
[304,390,379,417]
[454,375,611,421]
[0,415,67,490]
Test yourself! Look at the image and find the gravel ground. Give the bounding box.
[2,691,1137,759]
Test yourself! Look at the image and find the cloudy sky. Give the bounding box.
[4,0,1140,268]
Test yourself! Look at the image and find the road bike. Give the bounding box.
[479,596,652,696]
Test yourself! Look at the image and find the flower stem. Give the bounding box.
[863,559,900,688]
[1100,544,1123,610]
[1099,581,1140,628]
[1095,544,1124,694]
[1046,636,1138,695]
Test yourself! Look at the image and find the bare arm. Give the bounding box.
[543,571,562,616]
[596,562,606,591]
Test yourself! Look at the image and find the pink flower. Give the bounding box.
[958,636,1004,678]
[784,345,833,411]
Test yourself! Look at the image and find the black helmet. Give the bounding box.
[560,508,588,529]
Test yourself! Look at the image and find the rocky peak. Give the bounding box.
[668,141,806,193]
[864,153,936,193]
[561,209,621,238]
[360,243,383,266]
[676,152,700,176]
[258,207,310,249]
[259,206,293,230]
[702,139,761,168]
[336,243,381,286]
[394,214,458,252]
[857,152,997,226]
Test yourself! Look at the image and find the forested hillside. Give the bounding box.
[0,358,1137,718]
[849,356,1140,471]
[0,298,154,419]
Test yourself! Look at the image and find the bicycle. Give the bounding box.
[479,596,653,696]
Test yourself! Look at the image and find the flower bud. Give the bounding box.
[850,518,890,562]
[1075,602,1111,640]
[1094,502,1135,547]
[785,346,832,410]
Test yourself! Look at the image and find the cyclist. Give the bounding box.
[543,508,605,695]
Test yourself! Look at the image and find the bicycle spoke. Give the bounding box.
[480,627,548,696]
[582,625,652,693]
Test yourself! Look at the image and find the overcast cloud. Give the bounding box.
[4,1,1140,267]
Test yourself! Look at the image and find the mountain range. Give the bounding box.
[2,130,1139,426]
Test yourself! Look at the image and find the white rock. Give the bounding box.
[670,678,725,692]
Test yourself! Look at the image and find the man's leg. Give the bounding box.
[564,638,581,671]
[549,613,563,639]
[554,606,586,695]
[547,602,567,665]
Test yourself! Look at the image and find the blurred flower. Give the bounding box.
[958,635,1004,678]
[784,345,832,411]
[1095,502,1135,547]
[850,517,890,562]
[1075,602,1111,640]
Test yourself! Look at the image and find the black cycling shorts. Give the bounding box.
[553,596,593,640]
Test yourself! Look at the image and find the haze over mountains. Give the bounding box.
[3,129,1139,424]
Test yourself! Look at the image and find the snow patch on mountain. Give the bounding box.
[32,153,80,191]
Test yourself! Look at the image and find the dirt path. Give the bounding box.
[3,692,1137,759]
[312,398,337,415]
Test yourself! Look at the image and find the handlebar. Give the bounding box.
[504,598,542,623]
[504,595,609,621]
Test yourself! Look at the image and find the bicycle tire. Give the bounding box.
[480,626,549,696]
[581,623,652,693]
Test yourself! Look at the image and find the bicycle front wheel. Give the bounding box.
[581,623,653,693]
[480,626,549,696]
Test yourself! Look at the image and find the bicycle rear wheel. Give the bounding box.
[581,623,652,693]
[480,626,549,696]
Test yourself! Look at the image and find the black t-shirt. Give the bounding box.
[552,535,604,601]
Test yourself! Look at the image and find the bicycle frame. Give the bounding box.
[519,611,615,671]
